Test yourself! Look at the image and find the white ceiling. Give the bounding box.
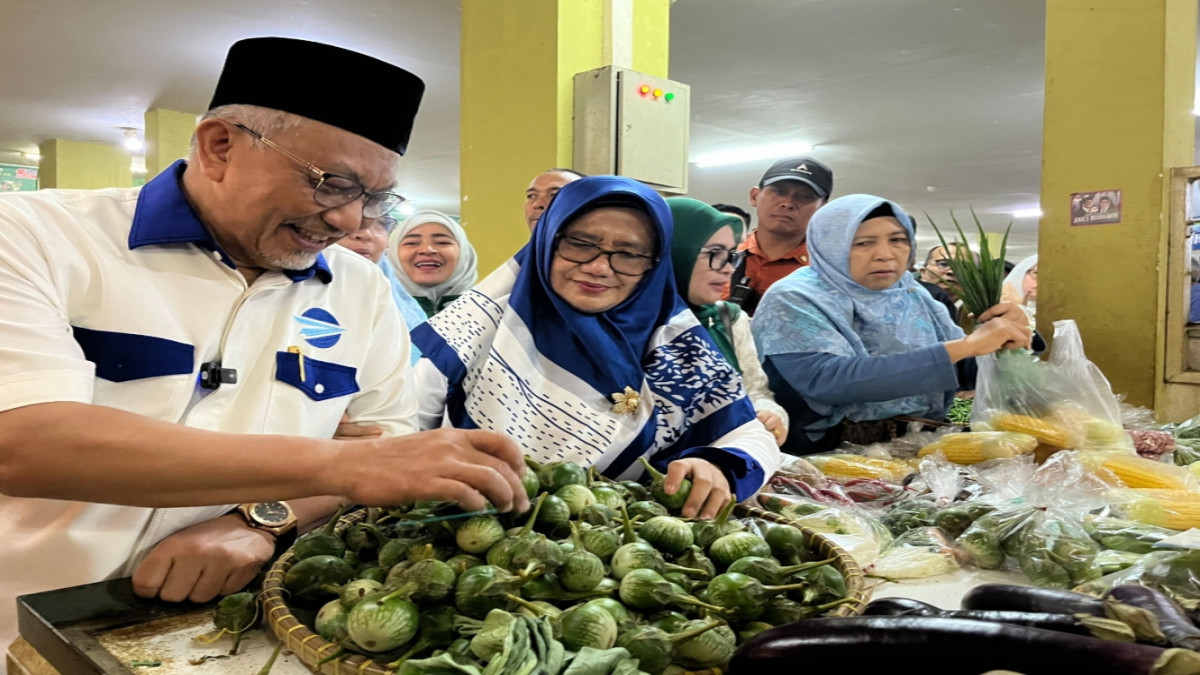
[0,0,1054,261]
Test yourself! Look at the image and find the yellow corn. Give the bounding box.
[1116,490,1200,530]
[1130,488,1200,502]
[990,413,1073,448]
[1087,453,1195,490]
[917,432,1039,465]
[808,454,914,482]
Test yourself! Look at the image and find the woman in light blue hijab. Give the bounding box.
[751,194,1032,455]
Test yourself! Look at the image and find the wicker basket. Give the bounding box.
[263,504,869,674]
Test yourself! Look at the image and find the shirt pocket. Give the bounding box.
[274,350,360,401]
[72,326,194,382]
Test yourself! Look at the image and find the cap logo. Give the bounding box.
[791,163,812,175]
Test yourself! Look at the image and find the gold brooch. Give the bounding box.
[611,386,641,415]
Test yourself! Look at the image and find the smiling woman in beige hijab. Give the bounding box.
[386,209,479,317]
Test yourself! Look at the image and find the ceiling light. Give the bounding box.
[123,129,144,153]
[394,202,416,217]
[1012,208,1042,218]
[21,152,40,163]
[692,142,815,168]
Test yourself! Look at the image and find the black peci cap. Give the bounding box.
[208,37,426,155]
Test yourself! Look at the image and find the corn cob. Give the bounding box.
[1115,490,1200,530]
[1085,453,1196,490]
[917,432,1039,465]
[990,413,1074,448]
[1130,488,1200,502]
[807,454,914,483]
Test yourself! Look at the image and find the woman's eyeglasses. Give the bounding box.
[554,234,657,276]
[699,247,743,270]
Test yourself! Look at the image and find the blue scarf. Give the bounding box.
[412,176,755,477]
[753,194,964,428]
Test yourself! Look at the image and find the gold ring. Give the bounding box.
[772,429,783,438]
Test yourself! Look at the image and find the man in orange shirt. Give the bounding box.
[726,156,832,314]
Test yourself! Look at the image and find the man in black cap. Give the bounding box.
[724,156,832,315]
[0,37,527,638]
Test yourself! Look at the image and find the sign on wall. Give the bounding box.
[1070,189,1122,226]
[0,164,38,192]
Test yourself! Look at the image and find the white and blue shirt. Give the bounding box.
[0,160,416,645]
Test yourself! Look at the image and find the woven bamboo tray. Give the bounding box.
[263,504,868,674]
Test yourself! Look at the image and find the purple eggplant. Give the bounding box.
[1105,585,1200,651]
[962,583,1106,616]
[865,597,1131,639]
[731,616,1200,675]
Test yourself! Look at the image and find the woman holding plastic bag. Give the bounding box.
[752,194,1032,455]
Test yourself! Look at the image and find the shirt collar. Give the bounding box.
[741,230,808,262]
[128,160,332,284]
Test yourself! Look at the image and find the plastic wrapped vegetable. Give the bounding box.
[1074,550,1200,601]
[955,452,1111,588]
[917,431,1038,465]
[864,527,965,580]
[972,320,1133,454]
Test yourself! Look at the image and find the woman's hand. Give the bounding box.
[756,410,788,447]
[946,317,1032,361]
[665,458,731,519]
[977,301,1030,327]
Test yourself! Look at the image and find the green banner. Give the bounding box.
[0,164,38,192]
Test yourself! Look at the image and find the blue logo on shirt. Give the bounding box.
[294,308,344,349]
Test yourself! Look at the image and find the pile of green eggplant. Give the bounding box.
[273,458,853,674]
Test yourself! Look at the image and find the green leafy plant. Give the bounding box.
[925,209,1011,319]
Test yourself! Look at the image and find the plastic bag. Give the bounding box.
[972,320,1134,454]
[755,492,892,565]
[916,431,1039,465]
[863,527,966,580]
[1074,549,1200,601]
[1169,414,1200,466]
[955,452,1113,588]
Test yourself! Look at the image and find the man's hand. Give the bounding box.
[132,514,274,603]
[334,412,382,441]
[335,428,531,514]
[665,458,731,520]
[756,410,788,447]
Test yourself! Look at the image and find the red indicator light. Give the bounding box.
[640,84,651,95]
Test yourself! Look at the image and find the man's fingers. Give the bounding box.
[187,565,228,604]
[131,554,171,599]
[424,477,489,512]
[445,461,515,512]
[452,448,529,513]
[459,430,526,475]
[157,560,203,603]
[221,567,260,597]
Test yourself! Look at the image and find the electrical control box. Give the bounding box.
[573,65,690,194]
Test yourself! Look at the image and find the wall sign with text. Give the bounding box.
[1070,189,1121,226]
[0,164,38,192]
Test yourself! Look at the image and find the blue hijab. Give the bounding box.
[413,176,756,478]
[753,194,964,427]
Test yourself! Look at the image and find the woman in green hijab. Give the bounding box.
[668,198,789,447]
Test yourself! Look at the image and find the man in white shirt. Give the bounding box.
[0,37,527,649]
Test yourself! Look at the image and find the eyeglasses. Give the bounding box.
[699,246,743,270]
[554,234,657,276]
[232,123,405,219]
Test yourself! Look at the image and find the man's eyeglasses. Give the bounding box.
[699,247,743,271]
[232,123,405,219]
[554,234,657,276]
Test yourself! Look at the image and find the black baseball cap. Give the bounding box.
[758,156,833,199]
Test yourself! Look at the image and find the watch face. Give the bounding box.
[251,502,291,526]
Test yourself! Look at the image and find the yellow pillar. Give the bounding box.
[1039,0,1195,409]
[460,0,670,274]
[144,108,197,177]
[37,139,132,190]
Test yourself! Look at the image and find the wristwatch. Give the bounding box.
[237,501,299,538]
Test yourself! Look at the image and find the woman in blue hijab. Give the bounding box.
[412,176,780,518]
[752,194,1032,455]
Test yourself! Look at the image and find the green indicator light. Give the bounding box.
[664,92,675,102]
